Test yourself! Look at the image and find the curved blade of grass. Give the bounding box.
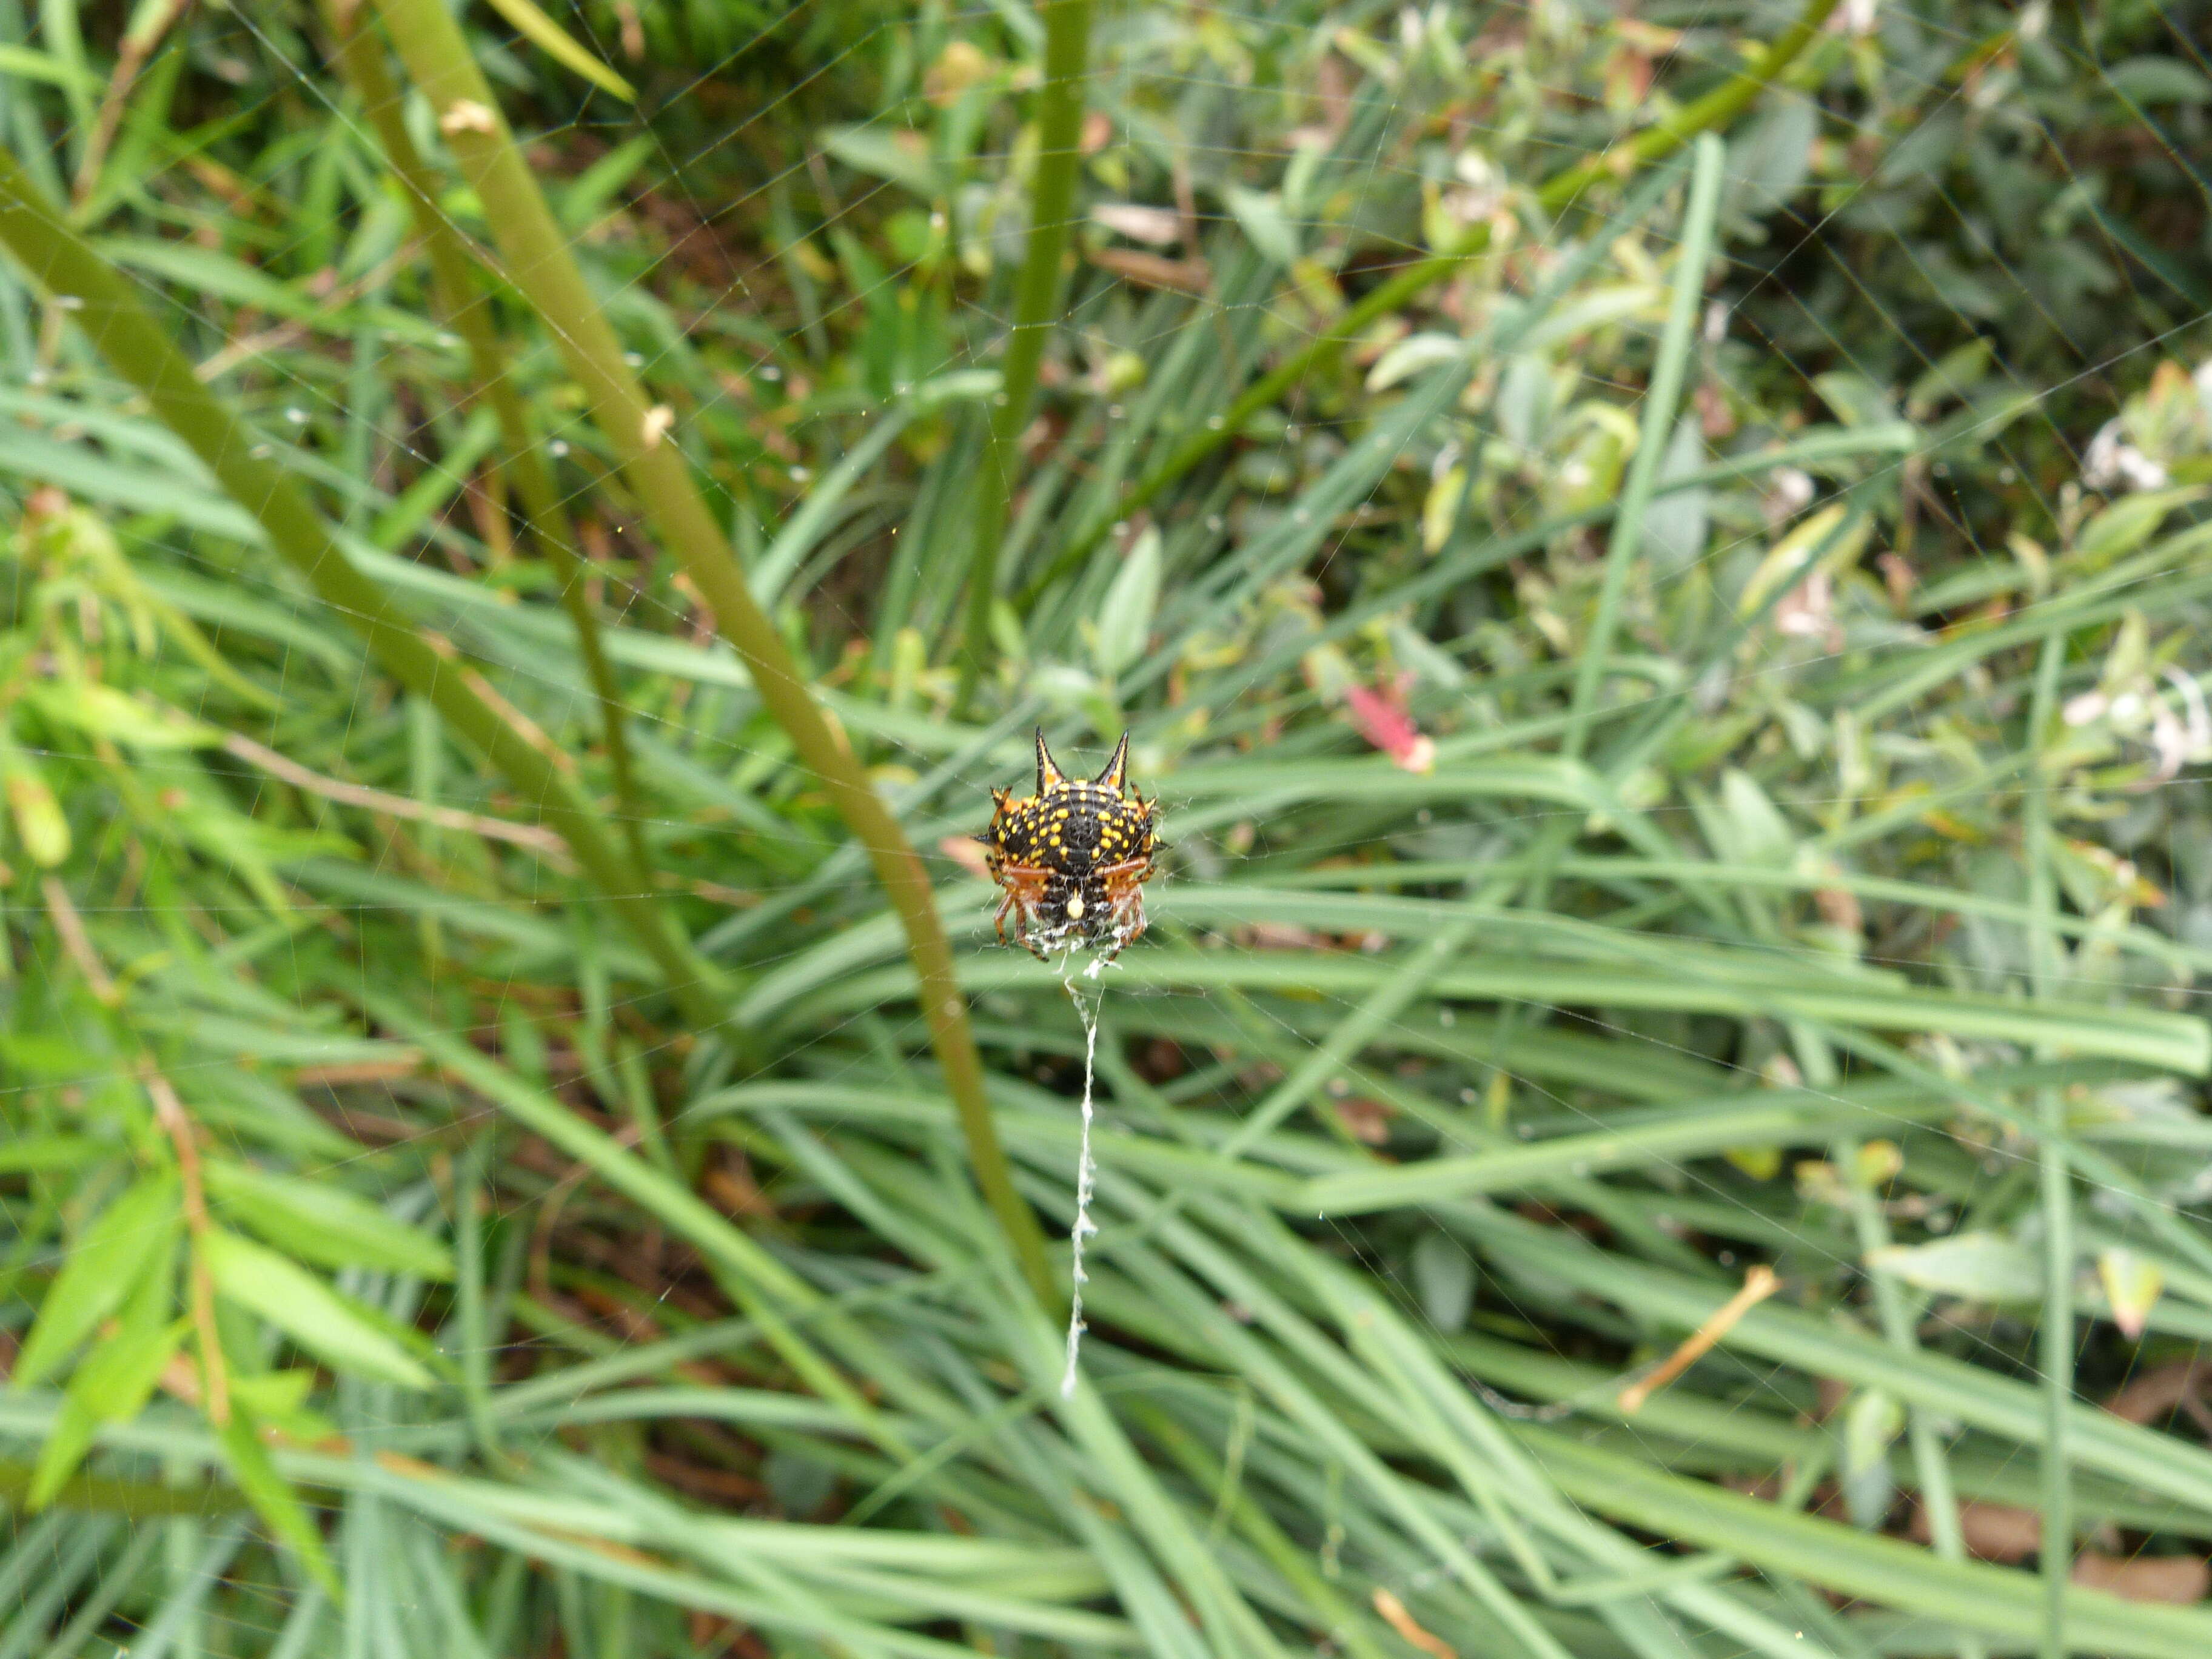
[1440,1203,2212,1518]
[1519,1427,2212,1659]
[1270,854,2212,978]
[1108,1234,1580,1659]
[803,950,2211,1075]
[366,996,937,1458]
[752,406,916,608]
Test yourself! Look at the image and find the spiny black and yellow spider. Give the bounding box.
[980,729,1161,962]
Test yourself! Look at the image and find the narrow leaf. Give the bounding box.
[1866,1233,2043,1302]
[220,1407,341,1597]
[13,1175,179,1389]
[480,0,635,100]
[203,1230,434,1390]
[203,1162,454,1281]
[1093,527,1162,678]
[29,1312,187,1509]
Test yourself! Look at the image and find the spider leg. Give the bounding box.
[1094,857,1154,960]
[991,862,1053,960]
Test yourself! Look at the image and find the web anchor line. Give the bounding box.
[1057,936,1128,1398]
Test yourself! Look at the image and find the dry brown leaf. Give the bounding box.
[1332,1096,1393,1145]
[1092,203,1182,246]
[1372,1589,1455,1658]
[1087,247,1212,293]
[2103,1360,2207,1424]
[1813,885,1863,934]
[1909,1499,2041,1563]
[939,834,992,880]
[1618,1267,1778,1413]
[2070,1550,2210,1604]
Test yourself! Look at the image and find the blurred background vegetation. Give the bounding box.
[2,0,2212,1654]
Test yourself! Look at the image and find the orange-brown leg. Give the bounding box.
[993,864,1051,959]
[1095,858,1154,960]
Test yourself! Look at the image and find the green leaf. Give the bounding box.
[1641,418,1709,569]
[1091,526,1162,679]
[481,0,635,101]
[1420,464,1468,554]
[1,740,70,868]
[1738,503,1868,617]
[1410,1233,1476,1333]
[1511,284,1661,356]
[1906,337,1995,416]
[2103,56,2212,106]
[2072,488,2206,569]
[202,1230,435,1390]
[28,1305,187,1509]
[229,1369,341,1446]
[2097,1247,2165,1340]
[203,1162,454,1281]
[218,1406,341,1598]
[1718,769,1795,866]
[13,1174,179,1390]
[1840,1386,1903,1526]
[0,1134,107,1174]
[22,680,220,749]
[819,126,939,199]
[1866,1233,2042,1302]
[366,404,501,551]
[1367,333,1464,394]
[0,43,100,93]
[96,238,332,326]
[1222,185,1298,266]
[1811,371,1899,429]
[1842,1386,1904,1475]
[1729,96,1816,218]
[557,134,656,232]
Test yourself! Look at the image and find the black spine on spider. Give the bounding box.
[980,729,1161,961]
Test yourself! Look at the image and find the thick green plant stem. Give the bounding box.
[370,0,1055,1306]
[956,0,1093,704]
[0,144,726,1028]
[1015,0,1840,614]
[1537,0,1842,212]
[324,0,648,874]
[2026,633,2072,1658]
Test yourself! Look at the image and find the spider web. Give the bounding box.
[1,0,2210,1655]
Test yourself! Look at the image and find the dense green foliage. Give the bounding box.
[3,0,2212,1655]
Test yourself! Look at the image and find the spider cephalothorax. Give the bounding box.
[981,729,1161,962]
